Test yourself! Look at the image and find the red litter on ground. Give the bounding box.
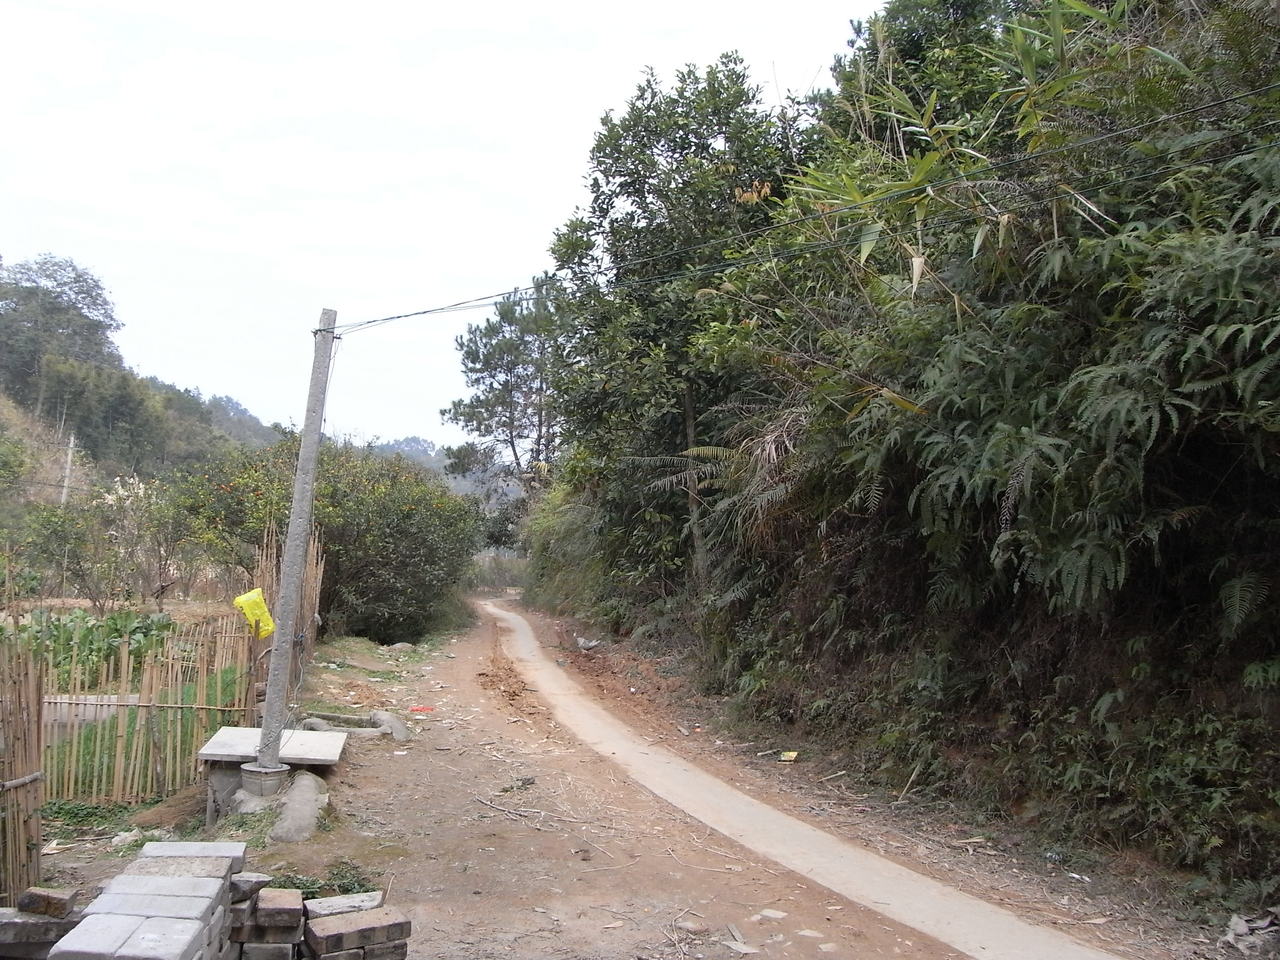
[410,706,435,713]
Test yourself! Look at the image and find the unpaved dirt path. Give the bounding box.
[304,608,970,960]
[483,601,1122,960]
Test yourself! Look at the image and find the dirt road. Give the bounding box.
[483,601,1121,960]
[257,599,1171,960]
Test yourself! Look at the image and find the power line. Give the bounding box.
[332,81,1280,336]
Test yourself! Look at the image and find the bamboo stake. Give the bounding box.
[111,639,130,802]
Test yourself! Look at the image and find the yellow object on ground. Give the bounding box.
[233,588,275,638]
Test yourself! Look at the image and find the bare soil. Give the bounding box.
[43,597,1231,960]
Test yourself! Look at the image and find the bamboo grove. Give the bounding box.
[446,0,1280,903]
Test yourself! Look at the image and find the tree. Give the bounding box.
[547,53,798,603]
[0,255,121,414]
[186,439,483,642]
[443,275,566,491]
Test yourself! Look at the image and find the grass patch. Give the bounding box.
[216,809,278,849]
[41,800,138,839]
[271,859,379,899]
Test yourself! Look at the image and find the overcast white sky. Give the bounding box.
[2,0,877,447]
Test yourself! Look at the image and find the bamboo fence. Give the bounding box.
[40,615,255,804]
[0,630,43,907]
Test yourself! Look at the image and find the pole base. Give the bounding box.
[240,761,290,797]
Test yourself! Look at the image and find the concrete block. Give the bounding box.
[17,888,79,919]
[229,900,254,925]
[122,857,235,882]
[363,941,407,960]
[0,908,81,944]
[254,889,303,927]
[106,876,226,900]
[304,907,410,954]
[229,874,272,903]
[240,944,293,960]
[229,920,303,944]
[313,951,361,960]
[303,892,382,920]
[140,842,247,873]
[83,893,216,923]
[114,916,203,960]
[49,913,144,959]
[206,905,226,945]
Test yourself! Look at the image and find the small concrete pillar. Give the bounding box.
[239,762,289,797]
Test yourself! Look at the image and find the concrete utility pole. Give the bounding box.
[247,308,337,793]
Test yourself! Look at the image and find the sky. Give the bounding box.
[2,0,878,447]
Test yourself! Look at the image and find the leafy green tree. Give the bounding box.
[0,255,121,415]
[186,439,482,642]
[549,53,799,602]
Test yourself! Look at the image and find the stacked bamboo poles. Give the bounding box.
[0,628,44,907]
[40,615,254,803]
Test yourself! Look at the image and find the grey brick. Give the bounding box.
[363,940,407,960]
[207,905,226,945]
[114,917,204,960]
[122,857,235,882]
[106,876,226,900]
[229,900,254,925]
[229,874,272,904]
[16,888,79,919]
[241,944,293,960]
[304,907,410,954]
[83,893,216,923]
[229,920,303,944]
[302,893,382,920]
[314,951,361,960]
[140,843,247,873]
[49,913,145,958]
[0,909,81,944]
[254,889,303,928]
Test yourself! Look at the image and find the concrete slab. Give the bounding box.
[303,892,383,919]
[0,909,81,944]
[139,842,247,872]
[83,893,216,923]
[114,917,203,960]
[198,727,347,765]
[105,876,225,900]
[49,914,145,959]
[120,856,234,882]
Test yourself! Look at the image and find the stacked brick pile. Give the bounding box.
[6,840,410,960]
[49,840,247,960]
[229,887,306,958]
[300,894,410,960]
